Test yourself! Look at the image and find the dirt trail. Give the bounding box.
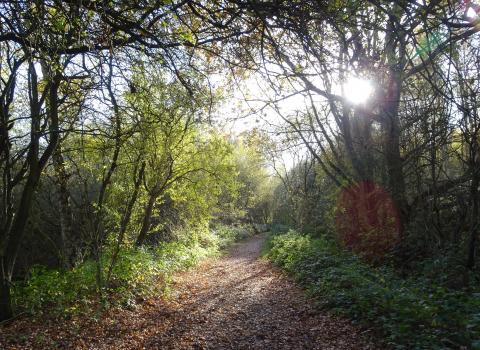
[149,233,377,350]
[1,234,378,349]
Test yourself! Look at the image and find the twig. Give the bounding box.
[0,311,29,327]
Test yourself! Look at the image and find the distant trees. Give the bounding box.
[231,130,274,224]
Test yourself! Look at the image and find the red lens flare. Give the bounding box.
[336,181,401,262]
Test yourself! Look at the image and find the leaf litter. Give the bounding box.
[0,234,380,349]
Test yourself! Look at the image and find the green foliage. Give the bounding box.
[269,223,290,236]
[266,230,480,349]
[223,130,274,224]
[271,159,338,236]
[12,224,250,316]
[12,261,99,315]
[211,223,253,249]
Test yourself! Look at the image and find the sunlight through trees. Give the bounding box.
[1,1,480,348]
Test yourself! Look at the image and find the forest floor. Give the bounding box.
[1,233,379,349]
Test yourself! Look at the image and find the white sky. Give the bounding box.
[212,63,375,171]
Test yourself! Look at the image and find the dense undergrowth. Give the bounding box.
[12,224,251,318]
[265,227,480,349]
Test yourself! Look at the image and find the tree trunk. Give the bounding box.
[382,70,408,237]
[107,161,145,284]
[0,63,61,321]
[467,145,479,269]
[381,5,409,240]
[53,147,75,269]
[466,178,479,269]
[136,192,157,247]
[0,160,41,321]
[0,275,13,321]
[351,107,374,181]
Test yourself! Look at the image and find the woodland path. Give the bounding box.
[1,234,378,349]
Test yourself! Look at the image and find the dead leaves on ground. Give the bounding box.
[0,235,379,349]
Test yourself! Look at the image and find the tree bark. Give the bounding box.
[0,62,61,321]
[0,277,12,321]
[467,140,479,269]
[383,83,408,236]
[136,192,158,247]
[53,144,75,269]
[107,161,145,284]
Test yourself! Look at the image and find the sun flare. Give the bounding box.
[466,6,478,19]
[343,77,374,105]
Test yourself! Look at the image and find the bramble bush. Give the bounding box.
[266,230,480,349]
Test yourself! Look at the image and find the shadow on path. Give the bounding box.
[0,234,379,350]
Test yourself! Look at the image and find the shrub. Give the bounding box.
[211,223,253,249]
[14,234,220,316]
[269,223,290,236]
[266,230,480,349]
[13,261,99,315]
